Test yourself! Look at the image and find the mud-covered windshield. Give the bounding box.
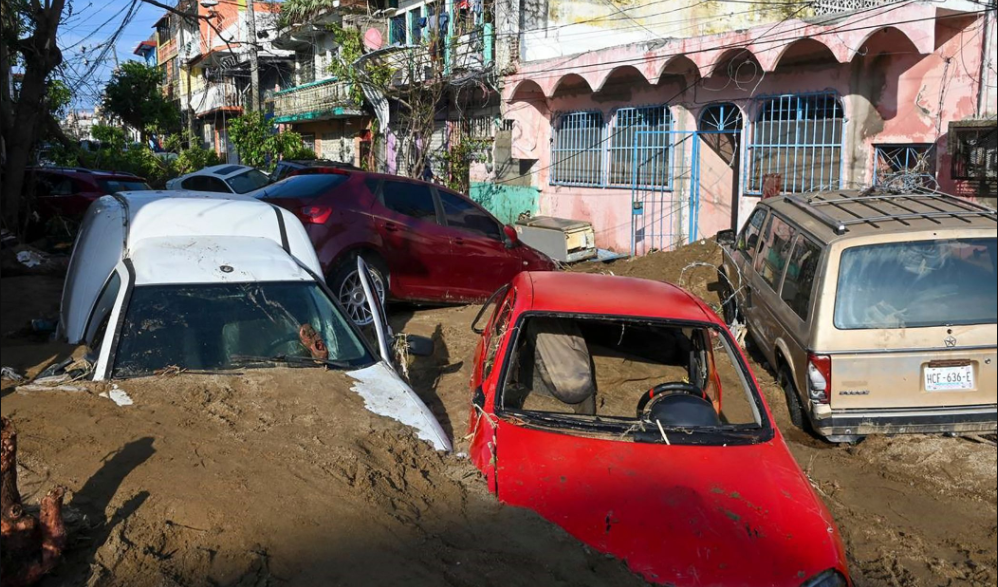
[113,282,372,377]
[499,316,769,445]
[835,238,997,330]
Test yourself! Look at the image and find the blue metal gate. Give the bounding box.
[631,129,739,256]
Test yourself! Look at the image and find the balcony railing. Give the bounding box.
[272,78,363,123]
[190,82,242,116]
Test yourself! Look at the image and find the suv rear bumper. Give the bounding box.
[813,404,998,436]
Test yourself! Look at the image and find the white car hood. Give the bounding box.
[346,362,452,452]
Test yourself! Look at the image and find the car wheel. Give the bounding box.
[330,254,388,327]
[718,271,740,325]
[780,368,807,431]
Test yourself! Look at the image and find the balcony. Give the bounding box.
[272,78,363,124]
[190,82,242,117]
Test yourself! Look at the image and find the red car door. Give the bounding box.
[436,188,521,300]
[372,179,454,300]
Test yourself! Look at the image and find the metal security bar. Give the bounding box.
[551,111,605,187]
[873,144,936,191]
[609,106,672,188]
[747,93,844,194]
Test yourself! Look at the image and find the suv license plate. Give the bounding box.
[924,365,975,392]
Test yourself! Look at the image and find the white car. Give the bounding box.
[165,164,271,194]
[57,190,451,451]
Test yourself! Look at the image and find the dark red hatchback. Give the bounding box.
[254,172,556,325]
[27,167,151,220]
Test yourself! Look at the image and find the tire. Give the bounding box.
[329,253,388,327]
[780,367,807,431]
[717,270,739,325]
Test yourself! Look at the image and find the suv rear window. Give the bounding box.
[834,238,997,330]
[98,179,151,193]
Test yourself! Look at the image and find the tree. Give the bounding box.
[101,61,181,140]
[227,112,315,170]
[1,0,70,230]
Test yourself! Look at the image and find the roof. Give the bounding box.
[519,272,714,323]
[116,191,287,251]
[763,191,998,242]
[130,236,315,285]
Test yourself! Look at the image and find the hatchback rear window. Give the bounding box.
[258,175,349,199]
[834,238,997,330]
[98,179,151,193]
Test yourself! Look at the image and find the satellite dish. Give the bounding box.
[363,28,383,51]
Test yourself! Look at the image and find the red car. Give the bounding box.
[27,167,151,220]
[255,172,556,325]
[467,272,851,587]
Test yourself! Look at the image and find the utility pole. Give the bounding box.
[245,0,260,112]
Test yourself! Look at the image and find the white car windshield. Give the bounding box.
[112,282,373,377]
[226,169,271,194]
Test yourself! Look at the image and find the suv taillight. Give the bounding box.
[807,353,832,404]
[299,205,332,224]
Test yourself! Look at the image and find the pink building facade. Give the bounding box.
[499,2,996,254]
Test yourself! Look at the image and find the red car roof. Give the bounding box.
[518,271,714,323]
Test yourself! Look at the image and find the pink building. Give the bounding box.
[497,1,996,254]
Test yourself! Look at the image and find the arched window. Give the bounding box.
[747,93,844,194]
[608,106,673,188]
[551,111,605,186]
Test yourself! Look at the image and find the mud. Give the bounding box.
[2,245,995,587]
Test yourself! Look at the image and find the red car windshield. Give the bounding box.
[497,315,771,444]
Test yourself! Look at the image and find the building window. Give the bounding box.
[747,93,844,195]
[390,14,407,45]
[950,124,996,191]
[551,111,604,186]
[608,106,672,189]
[873,144,935,191]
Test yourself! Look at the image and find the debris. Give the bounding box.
[299,324,329,361]
[30,319,57,334]
[16,250,44,269]
[1,417,67,587]
[99,385,134,407]
[0,367,23,382]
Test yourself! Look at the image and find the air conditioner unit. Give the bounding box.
[515,216,597,264]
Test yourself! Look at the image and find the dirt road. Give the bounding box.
[2,246,995,587]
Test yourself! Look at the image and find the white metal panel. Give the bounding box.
[129,236,316,285]
[278,207,324,278]
[60,196,126,344]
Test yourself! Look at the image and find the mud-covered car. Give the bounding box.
[716,191,997,442]
[466,271,850,587]
[56,190,451,451]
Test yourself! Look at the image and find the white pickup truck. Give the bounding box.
[57,190,451,451]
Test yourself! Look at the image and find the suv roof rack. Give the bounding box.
[786,190,998,235]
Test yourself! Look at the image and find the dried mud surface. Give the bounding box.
[2,244,996,587]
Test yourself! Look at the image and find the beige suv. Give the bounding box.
[717,191,997,443]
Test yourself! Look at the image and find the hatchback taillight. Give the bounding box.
[299,205,332,224]
[807,353,832,404]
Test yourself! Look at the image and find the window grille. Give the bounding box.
[873,144,936,191]
[951,125,996,189]
[608,106,672,188]
[747,93,844,194]
[551,111,604,186]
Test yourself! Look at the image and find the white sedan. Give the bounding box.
[57,190,452,452]
[166,164,271,194]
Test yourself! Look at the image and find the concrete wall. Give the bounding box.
[469,183,540,224]
[502,9,988,253]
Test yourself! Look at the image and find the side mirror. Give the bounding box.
[716,229,736,247]
[401,334,434,357]
[503,225,520,249]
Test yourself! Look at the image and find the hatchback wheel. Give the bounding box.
[331,256,387,326]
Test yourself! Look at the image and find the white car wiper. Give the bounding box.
[227,354,355,370]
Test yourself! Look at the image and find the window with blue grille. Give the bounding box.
[551,111,604,186]
[390,14,407,45]
[608,106,672,188]
[747,93,844,194]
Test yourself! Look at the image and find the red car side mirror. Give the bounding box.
[503,225,520,249]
